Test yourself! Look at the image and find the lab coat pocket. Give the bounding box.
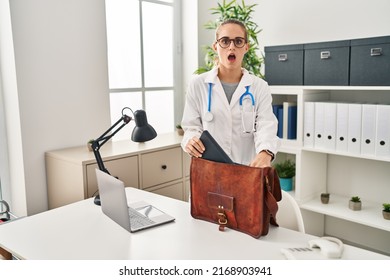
[241,111,255,137]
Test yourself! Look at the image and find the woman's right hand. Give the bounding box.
[185,137,205,158]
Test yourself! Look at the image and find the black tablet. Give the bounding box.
[199,130,234,164]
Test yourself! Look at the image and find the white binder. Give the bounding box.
[375,105,390,157]
[336,103,349,152]
[304,102,315,148]
[314,102,325,149]
[361,104,377,156]
[347,103,362,155]
[323,102,337,151]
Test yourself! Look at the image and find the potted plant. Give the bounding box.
[195,0,264,79]
[176,124,184,136]
[349,196,362,211]
[321,193,330,204]
[87,139,95,152]
[382,203,390,220]
[273,159,295,191]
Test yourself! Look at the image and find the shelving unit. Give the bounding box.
[271,86,390,255]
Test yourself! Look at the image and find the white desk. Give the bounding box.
[0,188,388,260]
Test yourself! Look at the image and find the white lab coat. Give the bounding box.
[181,68,280,165]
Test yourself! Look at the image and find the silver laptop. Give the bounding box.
[95,169,175,232]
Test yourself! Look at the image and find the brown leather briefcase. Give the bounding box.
[190,157,281,238]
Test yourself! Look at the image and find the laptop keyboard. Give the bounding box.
[128,207,155,229]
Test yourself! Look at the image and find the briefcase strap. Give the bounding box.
[264,176,279,226]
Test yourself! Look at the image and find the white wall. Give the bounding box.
[197,0,217,68]
[256,0,390,49]
[181,0,199,94]
[197,0,390,67]
[0,0,111,216]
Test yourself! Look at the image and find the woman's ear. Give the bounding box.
[212,41,217,51]
[244,42,250,53]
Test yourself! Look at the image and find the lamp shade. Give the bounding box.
[131,110,157,142]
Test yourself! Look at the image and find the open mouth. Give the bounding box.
[228,53,236,62]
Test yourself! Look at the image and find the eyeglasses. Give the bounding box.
[216,37,247,48]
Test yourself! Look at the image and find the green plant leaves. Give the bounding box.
[273,159,296,178]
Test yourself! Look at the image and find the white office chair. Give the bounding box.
[276,190,305,233]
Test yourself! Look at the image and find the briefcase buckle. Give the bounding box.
[217,206,228,231]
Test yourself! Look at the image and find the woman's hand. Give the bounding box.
[249,151,272,167]
[185,137,205,158]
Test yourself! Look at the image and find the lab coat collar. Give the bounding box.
[204,68,252,87]
[204,67,220,84]
[204,68,254,108]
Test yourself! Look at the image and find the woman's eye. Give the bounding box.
[235,38,243,45]
[221,38,230,45]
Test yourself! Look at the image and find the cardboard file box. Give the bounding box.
[264,44,304,85]
[350,36,390,86]
[304,40,350,85]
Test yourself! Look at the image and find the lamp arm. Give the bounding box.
[91,114,132,174]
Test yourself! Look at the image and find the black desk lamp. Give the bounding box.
[91,107,157,205]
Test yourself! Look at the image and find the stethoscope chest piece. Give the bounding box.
[204,111,214,122]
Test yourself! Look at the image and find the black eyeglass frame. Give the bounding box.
[216,37,247,49]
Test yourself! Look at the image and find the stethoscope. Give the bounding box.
[204,83,256,133]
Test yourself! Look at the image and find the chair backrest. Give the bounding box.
[277,190,305,233]
[0,200,10,221]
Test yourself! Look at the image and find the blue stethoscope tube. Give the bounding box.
[240,86,255,106]
[208,83,212,112]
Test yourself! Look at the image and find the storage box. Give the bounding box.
[264,44,304,85]
[304,40,350,85]
[350,36,390,86]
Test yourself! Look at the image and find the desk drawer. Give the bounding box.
[86,155,139,197]
[149,182,183,201]
[141,147,182,189]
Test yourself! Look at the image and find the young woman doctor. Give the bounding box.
[181,19,280,167]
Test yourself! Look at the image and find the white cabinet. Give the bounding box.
[46,133,188,209]
[271,86,390,255]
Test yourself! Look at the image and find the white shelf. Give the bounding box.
[279,139,301,154]
[301,86,390,91]
[270,86,304,95]
[300,194,390,232]
[272,85,390,91]
[302,147,390,163]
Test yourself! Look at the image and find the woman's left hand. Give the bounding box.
[249,151,272,167]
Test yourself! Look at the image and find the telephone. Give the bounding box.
[281,236,344,260]
[309,236,344,258]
